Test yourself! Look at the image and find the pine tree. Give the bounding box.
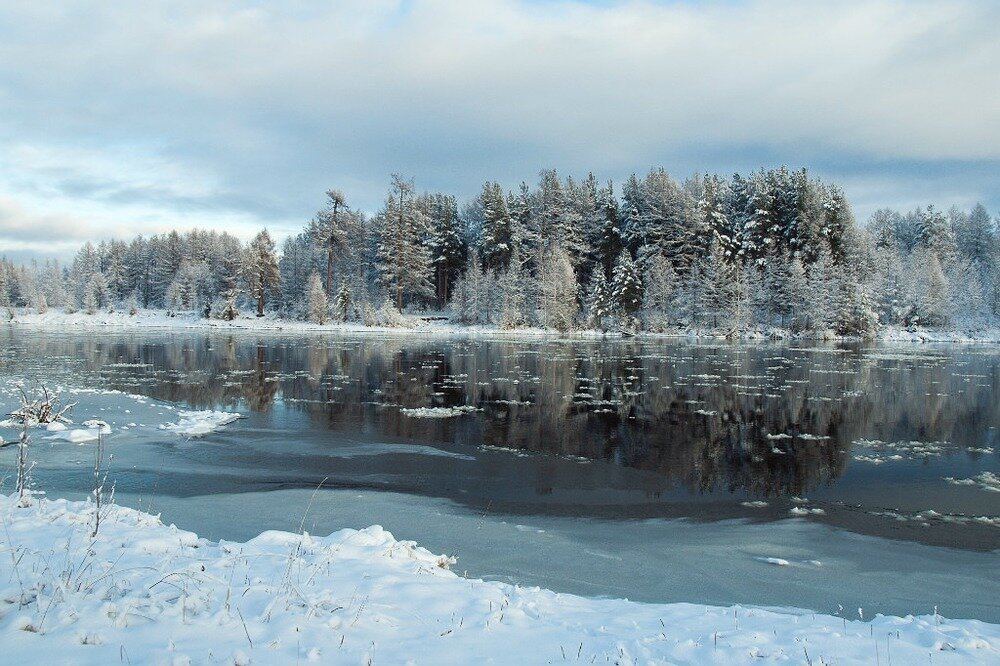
[594,181,621,279]
[732,171,774,267]
[497,260,528,330]
[538,245,578,332]
[820,185,855,264]
[955,203,995,264]
[610,250,642,318]
[507,182,539,269]
[212,288,239,321]
[244,230,281,317]
[538,170,587,271]
[305,271,328,324]
[375,175,435,311]
[640,253,676,331]
[584,268,612,330]
[311,189,349,299]
[918,251,950,326]
[700,174,738,264]
[804,251,835,330]
[82,273,107,314]
[334,282,352,323]
[417,192,465,308]
[916,205,956,260]
[0,260,10,307]
[479,182,513,272]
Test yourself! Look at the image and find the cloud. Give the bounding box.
[0,0,998,257]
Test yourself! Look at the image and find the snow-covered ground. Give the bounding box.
[8,307,1000,343]
[2,494,998,665]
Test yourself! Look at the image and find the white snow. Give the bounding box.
[2,493,998,665]
[159,410,242,437]
[45,420,112,444]
[399,405,481,418]
[11,308,1000,343]
[945,472,1000,493]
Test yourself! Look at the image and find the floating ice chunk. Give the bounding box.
[46,419,112,444]
[741,501,768,508]
[48,429,100,443]
[790,506,826,516]
[399,406,481,418]
[944,472,1000,493]
[756,557,790,566]
[82,419,111,434]
[160,410,242,438]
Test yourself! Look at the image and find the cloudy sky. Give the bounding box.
[1,0,998,261]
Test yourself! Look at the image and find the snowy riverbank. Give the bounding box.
[7,307,1000,343]
[2,494,998,665]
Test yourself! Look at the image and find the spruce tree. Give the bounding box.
[375,175,435,311]
[610,250,642,318]
[584,268,612,330]
[305,271,328,324]
[244,230,281,317]
[479,182,513,272]
[334,282,352,323]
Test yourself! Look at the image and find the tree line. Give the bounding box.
[1,166,998,335]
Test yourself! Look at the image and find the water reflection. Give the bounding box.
[4,328,997,501]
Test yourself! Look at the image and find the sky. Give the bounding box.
[1,0,998,262]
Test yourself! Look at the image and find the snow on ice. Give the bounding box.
[159,410,242,438]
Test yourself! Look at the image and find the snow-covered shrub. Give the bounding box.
[375,297,408,327]
[211,288,240,321]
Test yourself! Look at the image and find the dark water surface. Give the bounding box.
[2,326,999,619]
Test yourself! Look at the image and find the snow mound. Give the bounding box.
[159,410,241,437]
[2,493,998,665]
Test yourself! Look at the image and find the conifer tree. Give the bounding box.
[312,189,349,298]
[584,268,612,330]
[305,271,328,324]
[334,282,352,323]
[479,182,513,272]
[244,230,281,317]
[610,250,642,317]
[538,245,578,332]
[376,175,435,311]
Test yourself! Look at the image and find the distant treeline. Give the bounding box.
[1,166,997,335]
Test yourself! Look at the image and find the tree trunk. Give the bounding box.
[326,200,339,299]
[327,249,333,298]
[257,287,265,317]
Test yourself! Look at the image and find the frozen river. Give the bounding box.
[1,326,999,621]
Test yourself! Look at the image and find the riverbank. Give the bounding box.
[8,307,1000,343]
[2,493,997,664]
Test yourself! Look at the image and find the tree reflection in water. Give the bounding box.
[16,332,995,501]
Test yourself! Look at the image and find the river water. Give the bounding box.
[1,326,998,621]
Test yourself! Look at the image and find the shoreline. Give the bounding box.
[7,308,1000,344]
[3,492,998,664]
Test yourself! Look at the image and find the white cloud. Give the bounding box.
[0,0,997,253]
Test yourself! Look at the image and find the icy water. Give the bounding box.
[2,326,999,621]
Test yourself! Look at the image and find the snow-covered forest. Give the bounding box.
[2,166,998,336]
